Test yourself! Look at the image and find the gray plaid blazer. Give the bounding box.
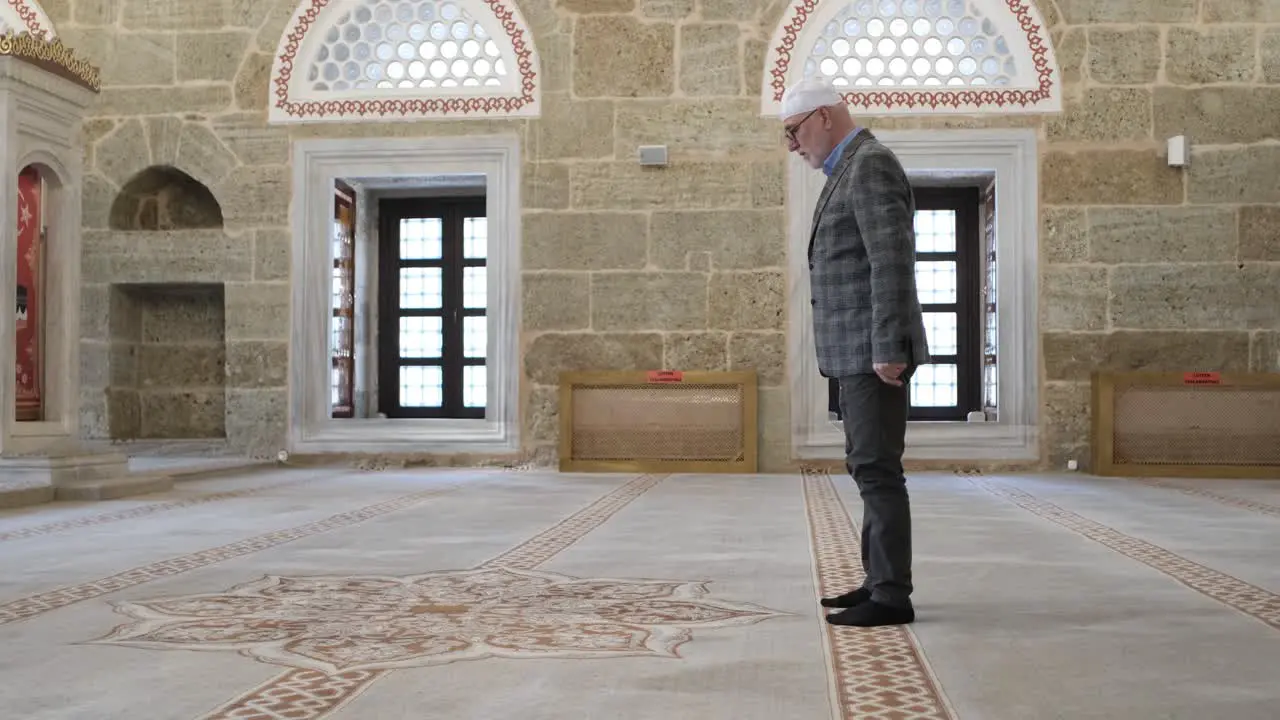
[807,130,930,378]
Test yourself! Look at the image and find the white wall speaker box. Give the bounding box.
[1167,135,1188,167]
[639,145,668,166]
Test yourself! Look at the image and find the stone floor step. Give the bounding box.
[54,472,175,502]
[1,455,273,507]
[0,482,55,510]
[160,459,275,482]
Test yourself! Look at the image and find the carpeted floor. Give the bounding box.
[0,467,1277,719]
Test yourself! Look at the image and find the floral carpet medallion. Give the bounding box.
[88,568,788,673]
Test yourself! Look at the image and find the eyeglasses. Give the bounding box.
[783,108,820,144]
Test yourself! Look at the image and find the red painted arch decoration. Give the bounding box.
[1,0,56,38]
[760,0,1061,117]
[268,0,541,124]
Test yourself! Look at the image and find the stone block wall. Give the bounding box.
[53,0,1280,468]
[1033,0,1280,469]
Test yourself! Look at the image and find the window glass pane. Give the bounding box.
[463,316,486,358]
[331,366,341,405]
[922,311,957,355]
[331,315,351,354]
[983,362,998,408]
[463,216,487,259]
[333,214,353,259]
[802,1,1020,88]
[332,362,351,409]
[399,218,443,259]
[311,19,508,94]
[463,365,486,408]
[331,267,349,309]
[399,267,443,309]
[913,209,956,252]
[463,266,486,309]
[910,363,958,408]
[400,366,443,408]
[398,316,442,358]
[915,261,957,304]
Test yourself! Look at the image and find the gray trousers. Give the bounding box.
[836,369,914,608]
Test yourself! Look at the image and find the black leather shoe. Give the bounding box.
[820,588,871,608]
[824,600,915,627]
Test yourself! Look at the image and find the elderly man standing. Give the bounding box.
[781,78,930,627]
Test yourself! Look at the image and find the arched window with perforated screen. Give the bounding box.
[269,0,540,124]
[760,0,1059,116]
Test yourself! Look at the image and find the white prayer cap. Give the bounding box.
[779,77,844,120]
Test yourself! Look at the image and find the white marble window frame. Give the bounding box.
[787,128,1039,461]
[287,135,521,455]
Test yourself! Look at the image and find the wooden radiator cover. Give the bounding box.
[1091,372,1280,478]
[558,370,758,474]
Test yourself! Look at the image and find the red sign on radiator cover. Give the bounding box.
[647,370,684,383]
[1183,372,1221,385]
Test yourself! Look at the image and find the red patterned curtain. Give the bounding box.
[16,166,42,421]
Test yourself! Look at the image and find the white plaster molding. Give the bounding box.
[760,0,1061,117]
[288,135,522,455]
[787,128,1040,461]
[0,58,94,455]
[268,0,541,124]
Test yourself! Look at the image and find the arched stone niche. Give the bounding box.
[87,167,230,443]
[80,113,271,454]
[109,166,225,231]
[0,30,100,456]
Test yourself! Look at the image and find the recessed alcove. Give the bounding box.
[106,283,226,440]
[109,166,224,231]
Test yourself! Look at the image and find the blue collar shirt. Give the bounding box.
[823,127,864,176]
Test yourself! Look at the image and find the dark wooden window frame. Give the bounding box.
[331,181,356,419]
[911,186,983,420]
[981,182,998,415]
[377,195,487,420]
[827,186,984,422]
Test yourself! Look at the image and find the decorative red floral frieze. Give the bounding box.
[5,0,50,37]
